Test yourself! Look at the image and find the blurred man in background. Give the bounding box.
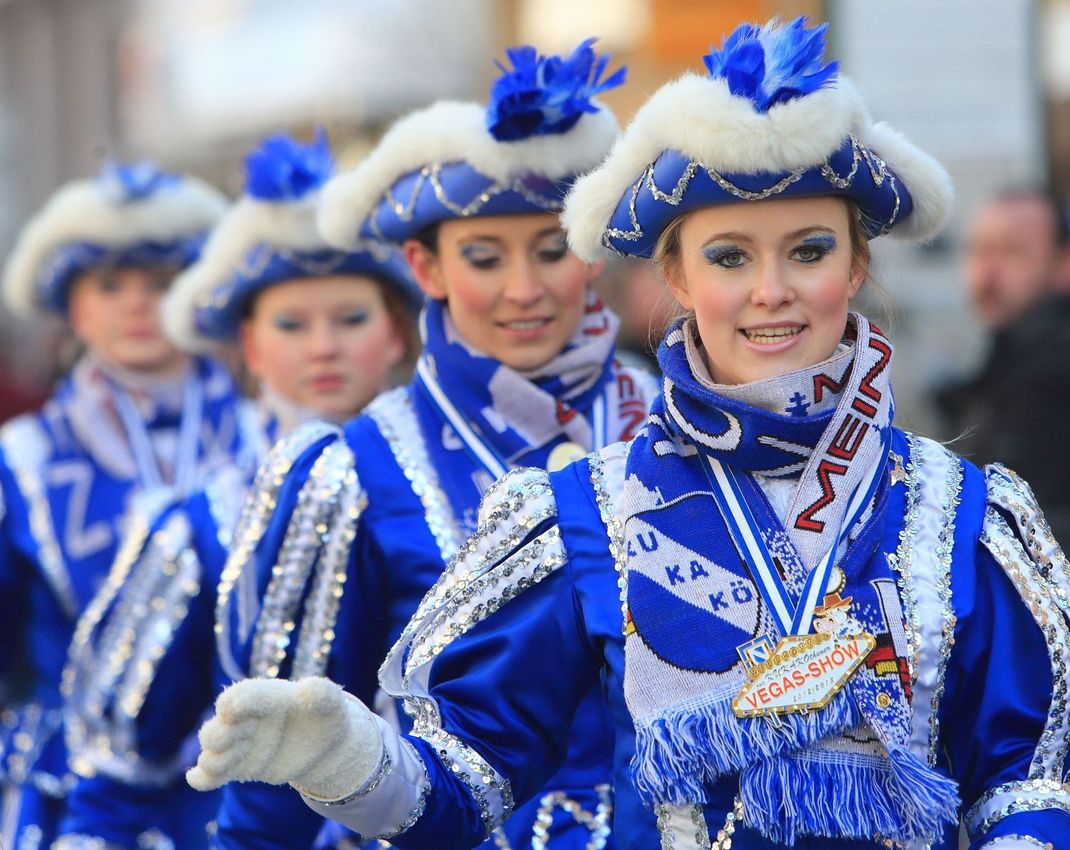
[937,188,1070,543]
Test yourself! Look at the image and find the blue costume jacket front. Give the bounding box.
[308,430,1070,849]
[217,359,656,850]
[0,356,255,850]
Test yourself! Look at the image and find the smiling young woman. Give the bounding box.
[186,18,1069,850]
[183,39,658,850]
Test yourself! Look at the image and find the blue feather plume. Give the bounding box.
[96,160,179,204]
[244,128,333,202]
[486,37,626,142]
[704,17,838,112]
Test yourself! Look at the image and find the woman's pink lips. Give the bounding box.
[308,374,345,392]
[738,324,807,354]
[496,316,554,341]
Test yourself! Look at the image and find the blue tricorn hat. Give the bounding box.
[563,18,953,261]
[163,131,419,352]
[318,38,625,248]
[2,162,227,318]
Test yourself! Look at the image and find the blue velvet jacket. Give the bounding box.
[0,357,254,850]
[306,430,1070,850]
[58,363,655,850]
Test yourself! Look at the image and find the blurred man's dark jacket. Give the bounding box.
[936,294,1070,547]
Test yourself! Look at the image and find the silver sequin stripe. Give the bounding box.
[411,725,514,841]
[0,417,79,619]
[603,135,902,249]
[370,738,433,840]
[491,784,613,850]
[389,467,555,686]
[981,836,1054,849]
[985,464,1070,621]
[377,164,563,229]
[305,748,393,807]
[249,439,354,679]
[290,466,365,679]
[215,420,340,682]
[62,503,163,775]
[884,441,924,685]
[586,444,631,627]
[964,778,1070,842]
[981,511,1070,782]
[407,526,567,673]
[367,387,465,568]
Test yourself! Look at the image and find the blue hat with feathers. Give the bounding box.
[563,17,953,262]
[163,130,419,353]
[319,39,625,249]
[2,161,227,318]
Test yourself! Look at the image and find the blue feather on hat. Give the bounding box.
[96,160,179,205]
[244,128,334,202]
[704,17,838,112]
[486,37,626,142]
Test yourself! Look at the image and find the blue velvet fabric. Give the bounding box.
[218,383,621,850]
[0,358,251,850]
[380,428,1070,849]
[364,162,572,244]
[603,137,915,258]
[36,238,204,314]
[192,245,420,341]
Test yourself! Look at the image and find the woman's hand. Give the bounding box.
[186,676,384,802]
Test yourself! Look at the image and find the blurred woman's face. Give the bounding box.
[404,213,603,371]
[240,275,405,421]
[68,265,189,375]
[666,196,866,385]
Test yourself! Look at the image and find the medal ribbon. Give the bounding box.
[699,425,889,638]
[415,355,608,481]
[110,371,205,495]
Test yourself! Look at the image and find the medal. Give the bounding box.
[698,432,889,720]
[733,630,875,721]
[546,441,586,472]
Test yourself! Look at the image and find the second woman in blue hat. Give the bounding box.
[204,39,657,850]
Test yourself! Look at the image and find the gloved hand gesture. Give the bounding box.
[186,676,384,801]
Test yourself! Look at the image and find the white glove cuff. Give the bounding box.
[301,713,431,840]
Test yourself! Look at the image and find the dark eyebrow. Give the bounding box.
[460,236,504,246]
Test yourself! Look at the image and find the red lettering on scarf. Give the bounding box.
[813,370,846,403]
[794,459,848,533]
[556,400,577,425]
[827,415,869,461]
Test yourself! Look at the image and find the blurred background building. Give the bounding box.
[0,0,1067,436]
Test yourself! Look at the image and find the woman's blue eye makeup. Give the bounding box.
[703,244,746,268]
[341,310,369,326]
[535,235,568,262]
[794,234,836,262]
[272,316,303,332]
[460,243,500,269]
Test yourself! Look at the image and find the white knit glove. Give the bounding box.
[186,677,384,802]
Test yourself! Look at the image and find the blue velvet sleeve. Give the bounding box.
[217,421,388,850]
[942,463,1070,847]
[380,467,606,849]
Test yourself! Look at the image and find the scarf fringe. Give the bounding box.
[739,742,960,846]
[630,689,859,805]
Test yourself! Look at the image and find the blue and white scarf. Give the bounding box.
[414,293,620,475]
[621,314,958,844]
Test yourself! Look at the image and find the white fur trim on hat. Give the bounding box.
[562,74,952,262]
[2,176,227,318]
[318,100,620,250]
[162,194,327,352]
